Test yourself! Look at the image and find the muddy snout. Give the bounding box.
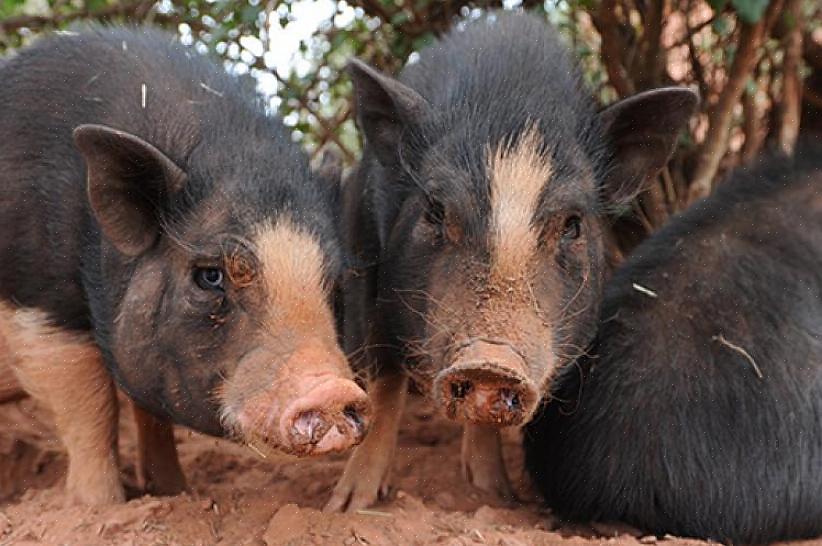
[279,377,371,456]
[433,342,538,426]
[227,346,371,457]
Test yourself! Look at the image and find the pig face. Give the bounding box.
[349,61,696,426]
[73,125,370,456]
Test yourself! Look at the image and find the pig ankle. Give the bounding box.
[461,424,516,500]
[65,450,125,505]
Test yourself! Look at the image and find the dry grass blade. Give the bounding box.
[712,334,763,379]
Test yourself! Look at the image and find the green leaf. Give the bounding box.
[390,11,409,26]
[730,0,769,24]
[85,0,109,12]
[0,0,27,18]
[240,4,262,24]
[712,16,731,36]
[706,0,727,11]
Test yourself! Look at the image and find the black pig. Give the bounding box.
[524,141,822,544]
[0,27,370,505]
[326,11,696,511]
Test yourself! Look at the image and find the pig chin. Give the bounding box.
[217,349,372,457]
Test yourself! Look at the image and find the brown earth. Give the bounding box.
[0,393,819,546]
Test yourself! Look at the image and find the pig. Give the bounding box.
[523,141,822,544]
[325,10,697,512]
[0,26,370,505]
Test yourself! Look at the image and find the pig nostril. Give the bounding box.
[293,410,324,442]
[343,405,363,432]
[499,388,521,412]
[450,381,473,400]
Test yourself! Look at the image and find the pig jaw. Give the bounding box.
[218,344,371,457]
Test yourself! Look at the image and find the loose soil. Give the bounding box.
[0,393,818,546]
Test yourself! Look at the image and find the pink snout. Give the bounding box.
[433,342,539,426]
[278,377,371,456]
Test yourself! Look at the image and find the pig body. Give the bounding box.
[328,11,696,511]
[0,27,369,505]
[524,143,822,544]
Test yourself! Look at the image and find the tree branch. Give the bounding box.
[687,0,785,202]
[0,0,206,35]
[773,0,803,154]
[592,0,636,97]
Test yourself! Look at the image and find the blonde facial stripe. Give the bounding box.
[253,218,333,330]
[487,126,552,279]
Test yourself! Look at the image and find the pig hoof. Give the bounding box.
[324,450,393,513]
[66,478,126,506]
[324,473,392,513]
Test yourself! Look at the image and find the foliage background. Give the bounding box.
[1,0,820,248]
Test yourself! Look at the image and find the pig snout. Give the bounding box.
[225,346,371,457]
[279,377,371,456]
[433,342,539,426]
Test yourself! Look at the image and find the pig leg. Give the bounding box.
[133,402,188,496]
[325,371,408,512]
[461,424,516,500]
[1,307,124,505]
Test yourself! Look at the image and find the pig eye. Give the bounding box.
[562,215,582,241]
[194,267,225,291]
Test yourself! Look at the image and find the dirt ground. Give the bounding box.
[0,393,819,546]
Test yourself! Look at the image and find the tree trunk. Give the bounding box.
[774,0,803,154]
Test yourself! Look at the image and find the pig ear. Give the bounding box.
[347,59,430,168]
[598,87,698,207]
[73,124,188,257]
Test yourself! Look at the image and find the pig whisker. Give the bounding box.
[394,292,453,338]
[344,342,398,362]
[558,270,591,319]
[394,288,460,317]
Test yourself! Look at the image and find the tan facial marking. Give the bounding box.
[253,217,335,334]
[487,125,552,280]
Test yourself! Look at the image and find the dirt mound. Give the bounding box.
[0,394,816,546]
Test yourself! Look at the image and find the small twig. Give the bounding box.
[712,334,763,379]
[246,443,268,459]
[355,509,393,518]
[632,283,658,299]
[199,82,224,98]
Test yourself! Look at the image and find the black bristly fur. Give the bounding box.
[524,138,822,544]
[0,26,342,434]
